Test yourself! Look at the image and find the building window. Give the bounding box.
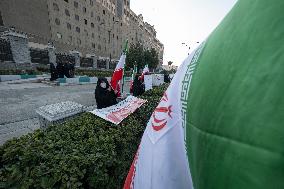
[117,35,118,40]
[98,44,101,50]
[77,38,81,45]
[55,18,60,25]
[65,9,70,16]
[97,16,100,21]
[83,7,87,13]
[68,36,72,43]
[108,31,111,43]
[0,11,3,26]
[92,33,94,38]
[92,43,95,49]
[64,0,69,2]
[76,26,80,33]
[113,34,114,38]
[120,23,122,26]
[90,0,94,6]
[67,23,71,30]
[113,17,114,21]
[74,1,78,8]
[57,33,62,39]
[84,19,87,25]
[84,29,88,36]
[53,3,59,11]
[99,35,101,40]
[75,14,79,21]
[91,11,94,17]
[91,23,94,28]
[103,10,105,15]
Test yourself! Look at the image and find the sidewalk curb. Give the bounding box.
[0,74,44,82]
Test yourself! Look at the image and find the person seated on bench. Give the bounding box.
[95,77,118,109]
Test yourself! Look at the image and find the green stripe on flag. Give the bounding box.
[183,1,284,188]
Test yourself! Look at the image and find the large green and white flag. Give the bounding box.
[124,0,284,188]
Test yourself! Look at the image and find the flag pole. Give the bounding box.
[121,39,128,96]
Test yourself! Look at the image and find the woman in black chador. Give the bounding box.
[132,75,145,97]
[95,77,117,109]
[49,63,58,81]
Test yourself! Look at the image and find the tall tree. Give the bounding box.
[125,43,160,71]
[149,48,159,69]
[125,43,144,71]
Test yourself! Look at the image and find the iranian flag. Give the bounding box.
[130,65,137,94]
[111,40,128,97]
[124,0,284,189]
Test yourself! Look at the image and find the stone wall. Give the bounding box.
[7,33,31,64]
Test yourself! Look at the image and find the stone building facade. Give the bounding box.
[0,0,163,66]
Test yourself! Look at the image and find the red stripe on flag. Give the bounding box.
[110,68,123,96]
[123,147,140,189]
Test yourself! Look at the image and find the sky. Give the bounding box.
[130,0,238,66]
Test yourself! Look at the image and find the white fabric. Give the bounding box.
[143,65,149,74]
[115,54,126,70]
[152,74,164,86]
[89,95,146,125]
[144,75,153,91]
[129,51,199,189]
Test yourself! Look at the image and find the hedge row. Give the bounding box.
[0,69,43,75]
[0,84,169,189]
[0,69,132,78]
[75,69,132,78]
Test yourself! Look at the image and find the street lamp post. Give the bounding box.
[100,20,120,68]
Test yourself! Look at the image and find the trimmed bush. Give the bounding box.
[0,68,133,78]
[75,69,131,78]
[0,84,169,189]
[0,69,42,75]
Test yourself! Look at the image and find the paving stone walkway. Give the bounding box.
[0,81,130,145]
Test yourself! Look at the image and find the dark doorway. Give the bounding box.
[0,11,3,26]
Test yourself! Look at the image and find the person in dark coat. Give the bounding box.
[49,63,58,81]
[57,63,65,78]
[164,73,171,83]
[133,74,145,97]
[69,62,75,78]
[95,77,118,109]
[64,62,71,78]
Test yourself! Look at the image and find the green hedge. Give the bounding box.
[0,69,42,75]
[0,68,132,78]
[75,69,132,78]
[0,84,169,189]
